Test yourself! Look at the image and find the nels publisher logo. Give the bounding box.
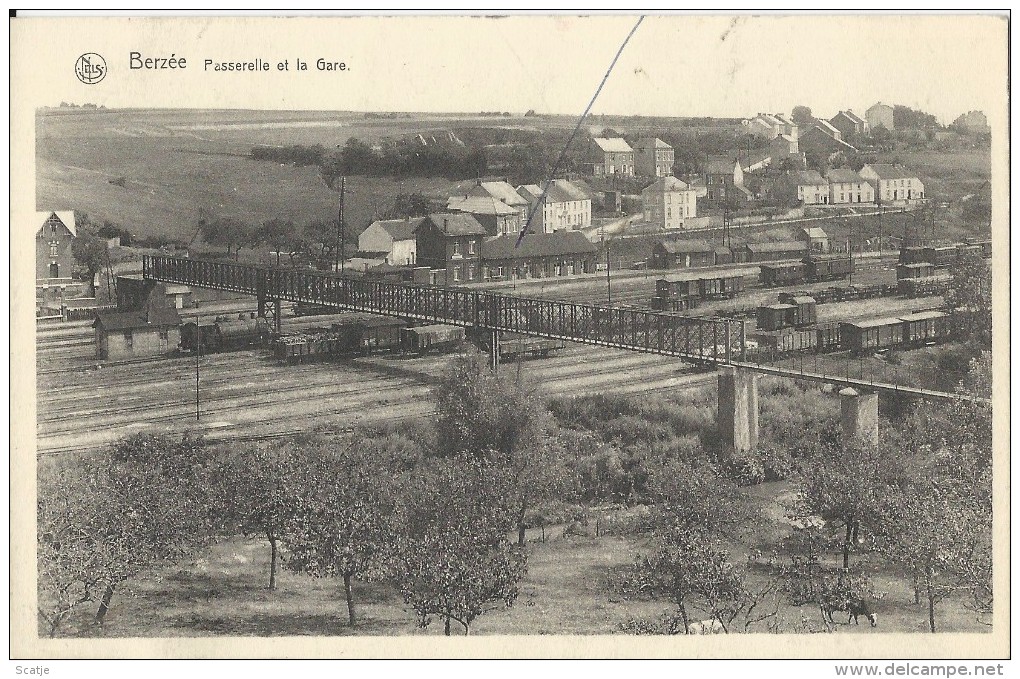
[75,53,107,84]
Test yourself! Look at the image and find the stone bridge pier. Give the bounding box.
[717,368,881,452]
[718,366,759,452]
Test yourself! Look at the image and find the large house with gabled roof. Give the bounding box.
[589,137,635,176]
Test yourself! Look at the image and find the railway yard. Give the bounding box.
[37,249,957,458]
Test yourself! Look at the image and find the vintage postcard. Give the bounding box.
[10,12,1009,660]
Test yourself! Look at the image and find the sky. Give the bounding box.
[11,14,1009,125]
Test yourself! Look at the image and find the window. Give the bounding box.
[467,239,475,255]
[466,264,476,281]
[452,241,462,257]
[49,242,58,257]
[123,330,133,348]
[159,329,169,342]
[451,267,461,282]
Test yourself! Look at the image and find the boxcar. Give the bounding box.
[656,278,699,299]
[754,329,817,353]
[900,310,949,344]
[357,316,404,354]
[401,324,466,355]
[898,275,951,298]
[756,304,795,332]
[839,317,904,354]
[651,296,698,312]
[499,335,565,360]
[718,274,747,298]
[815,323,841,353]
[804,255,852,282]
[777,294,817,326]
[759,262,806,287]
[898,247,929,265]
[925,245,959,268]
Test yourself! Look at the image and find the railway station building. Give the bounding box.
[480,231,598,281]
[93,303,181,360]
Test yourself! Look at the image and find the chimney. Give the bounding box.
[443,218,448,230]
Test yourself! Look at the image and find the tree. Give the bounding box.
[799,426,904,569]
[70,230,107,296]
[395,454,527,635]
[209,441,309,590]
[303,218,338,269]
[432,350,565,545]
[791,106,814,127]
[284,439,398,626]
[380,192,439,220]
[199,214,251,260]
[256,218,298,266]
[944,250,992,347]
[37,434,217,636]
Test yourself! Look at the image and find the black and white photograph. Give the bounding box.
[10,12,1009,661]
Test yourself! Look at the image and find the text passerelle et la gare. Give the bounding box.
[128,53,347,72]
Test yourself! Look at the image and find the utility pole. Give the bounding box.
[195,313,201,421]
[847,218,854,287]
[335,176,346,273]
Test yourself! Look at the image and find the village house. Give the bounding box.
[446,195,522,236]
[866,102,895,131]
[589,137,635,176]
[799,122,859,157]
[36,210,76,280]
[790,170,829,205]
[641,176,698,230]
[480,231,598,281]
[449,179,531,227]
[650,239,715,269]
[94,282,181,360]
[358,217,422,266]
[740,113,798,141]
[414,213,487,284]
[798,226,830,253]
[702,157,753,207]
[826,168,876,205]
[858,164,925,204]
[829,110,869,139]
[633,137,675,177]
[515,179,592,233]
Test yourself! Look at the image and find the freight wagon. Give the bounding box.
[815,323,841,353]
[897,263,936,279]
[804,255,852,282]
[401,324,466,355]
[777,294,818,326]
[650,296,699,312]
[900,311,949,344]
[839,317,905,354]
[759,262,807,287]
[898,275,951,298]
[754,328,817,353]
[357,316,405,355]
[756,304,796,332]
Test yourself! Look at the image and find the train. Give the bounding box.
[180,313,271,354]
[651,273,750,312]
[758,255,853,287]
[749,309,952,357]
[756,294,817,332]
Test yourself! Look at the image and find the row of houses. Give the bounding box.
[358,212,599,283]
[783,163,925,206]
[588,137,676,178]
[443,177,595,236]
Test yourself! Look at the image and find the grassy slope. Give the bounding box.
[36,109,467,242]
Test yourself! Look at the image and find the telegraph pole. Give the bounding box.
[195,314,201,421]
[335,176,346,273]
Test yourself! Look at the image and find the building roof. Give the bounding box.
[451,180,530,207]
[447,196,518,216]
[745,240,807,253]
[644,176,692,193]
[867,102,894,112]
[801,227,829,239]
[705,157,738,174]
[843,110,867,125]
[656,239,713,254]
[94,306,181,331]
[367,217,423,241]
[422,213,487,237]
[900,311,947,322]
[774,114,795,127]
[570,177,596,199]
[37,210,77,237]
[794,170,828,186]
[634,137,672,150]
[592,137,634,153]
[845,316,904,329]
[481,230,597,260]
[827,168,864,183]
[861,163,917,180]
[518,179,592,205]
[815,120,843,137]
